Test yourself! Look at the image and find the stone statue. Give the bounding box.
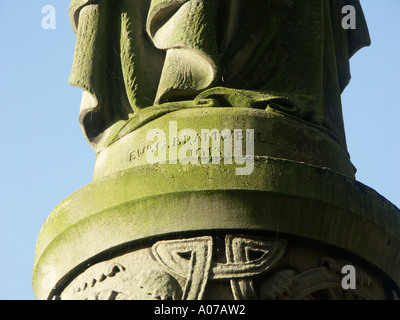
[33,1,400,301]
[69,0,370,153]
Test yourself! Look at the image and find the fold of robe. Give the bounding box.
[69,0,370,152]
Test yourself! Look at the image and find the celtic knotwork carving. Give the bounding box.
[152,236,214,300]
[56,235,394,300]
[151,235,287,300]
[259,257,380,300]
[218,235,287,300]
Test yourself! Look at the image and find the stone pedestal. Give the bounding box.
[32,108,400,300]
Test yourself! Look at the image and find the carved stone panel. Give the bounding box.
[55,234,398,300]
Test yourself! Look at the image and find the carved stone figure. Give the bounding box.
[69,0,370,152]
[32,1,400,301]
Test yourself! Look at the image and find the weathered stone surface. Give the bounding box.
[52,234,397,300]
[32,1,400,301]
[68,0,370,153]
[92,107,357,180]
[32,157,400,300]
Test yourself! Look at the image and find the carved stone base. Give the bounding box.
[54,233,398,300]
[33,142,400,300]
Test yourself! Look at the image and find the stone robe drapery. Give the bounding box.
[69,0,370,152]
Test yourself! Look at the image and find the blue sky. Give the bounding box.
[0,0,399,300]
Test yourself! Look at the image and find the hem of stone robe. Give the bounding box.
[68,0,371,153]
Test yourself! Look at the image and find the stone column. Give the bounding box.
[33,0,400,300]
